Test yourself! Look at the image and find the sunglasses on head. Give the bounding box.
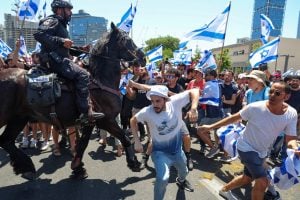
[269,89,283,96]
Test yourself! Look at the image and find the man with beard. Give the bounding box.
[130,85,199,200]
[199,81,299,200]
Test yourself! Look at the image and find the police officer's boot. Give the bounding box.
[79,99,104,124]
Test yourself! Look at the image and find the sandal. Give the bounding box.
[53,146,61,157]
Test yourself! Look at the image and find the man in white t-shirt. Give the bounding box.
[199,81,300,200]
[130,85,199,200]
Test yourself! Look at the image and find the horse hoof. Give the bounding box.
[128,161,141,172]
[70,168,88,180]
[21,172,36,180]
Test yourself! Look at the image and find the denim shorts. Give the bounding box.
[238,150,267,179]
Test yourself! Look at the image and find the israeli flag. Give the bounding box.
[0,38,12,58]
[18,0,42,22]
[217,123,245,158]
[19,35,28,56]
[173,49,192,65]
[268,148,300,190]
[32,42,41,53]
[146,45,163,63]
[260,14,275,44]
[249,37,280,69]
[197,50,217,73]
[119,72,134,95]
[179,2,231,49]
[117,2,137,33]
[199,80,220,106]
[146,62,157,79]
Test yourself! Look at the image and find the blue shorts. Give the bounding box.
[238,150,267,179]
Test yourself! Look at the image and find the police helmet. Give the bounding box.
[51,0,73,12]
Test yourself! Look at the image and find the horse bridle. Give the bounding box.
[88,42,142,97]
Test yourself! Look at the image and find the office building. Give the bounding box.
[251,0,287,40]
[212,37,300,73]
[69,10,108,46]
[3,13,39,51]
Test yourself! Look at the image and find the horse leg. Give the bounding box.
[103,120,141,172]
[70,124,94,179]
[0,117,36,180]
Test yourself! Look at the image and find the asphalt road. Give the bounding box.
[0,127,299,200]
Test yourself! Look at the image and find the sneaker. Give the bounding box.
[20,137,29,148]
[264,190,281,200]
[30,139,37,148]
[219,190,238,200]
[219,155,235,163]
[206,146,220,158]
[176,178,194,192]
[40,141,49,151]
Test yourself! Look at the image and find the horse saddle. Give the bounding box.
[25,67,61,107]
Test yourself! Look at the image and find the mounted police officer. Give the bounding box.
[34,0,103,123]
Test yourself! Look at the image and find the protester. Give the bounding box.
[199,81,299,200]
[130,85,199,200]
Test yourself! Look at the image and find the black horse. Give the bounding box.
[0,23,145,179]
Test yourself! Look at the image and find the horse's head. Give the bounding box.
[110,23,146,68]
[90,23,145,75]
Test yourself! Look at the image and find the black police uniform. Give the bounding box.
[34,14,90,115]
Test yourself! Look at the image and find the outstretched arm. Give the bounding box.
[198,112,242,132]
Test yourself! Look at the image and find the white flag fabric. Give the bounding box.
[117,2,137,33]
[18,0,42,22]
[249,37,280,69]
[0,38,12,58]
[260,14,275,44]
[268,149,300,190]
[146,45,163,63]
[199,80,220,106]
[173,49,192,65]
[197,50,217,73]
[146,62,157,79]
[19,35,28,56]
[179,2,231,49]
[119,72,134,95]
[217,123,245,158]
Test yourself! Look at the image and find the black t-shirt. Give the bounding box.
[168,83,184,94]
[133,78,151,109]
[221,82,238,109]
[286,89,300,113]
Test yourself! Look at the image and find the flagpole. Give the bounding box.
[218,1,231,73]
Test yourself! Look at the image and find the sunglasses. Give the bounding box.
[165,75,176,79]
[269,89,283,96]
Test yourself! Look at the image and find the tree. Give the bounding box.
[215,48,231,72]
[144,36,180,60]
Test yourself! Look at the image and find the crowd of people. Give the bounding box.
[0,1,300,200]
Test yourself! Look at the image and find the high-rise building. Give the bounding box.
[297,11,300,39]
[3,13,38,51]
[251,0,287,40]
[69,10,108,46]
[0,25,4,40]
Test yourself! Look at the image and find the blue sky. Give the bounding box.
[0,0,299,50]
